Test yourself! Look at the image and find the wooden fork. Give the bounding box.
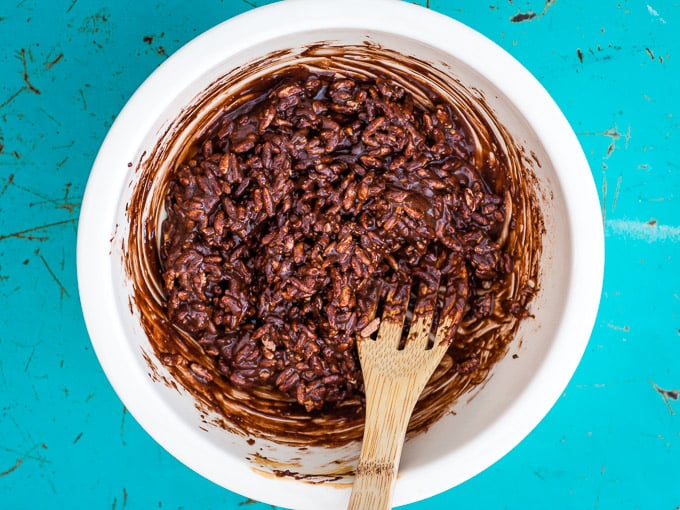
[348,272,467,510]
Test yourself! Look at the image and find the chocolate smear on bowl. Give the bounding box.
[124,43,543,448]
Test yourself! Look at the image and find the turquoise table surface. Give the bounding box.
[1,0,678,508]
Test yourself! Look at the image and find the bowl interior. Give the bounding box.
[78,4,601,509]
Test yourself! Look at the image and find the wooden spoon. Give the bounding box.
[348,270,467,510]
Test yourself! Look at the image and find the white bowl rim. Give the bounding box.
[77,1,604,508]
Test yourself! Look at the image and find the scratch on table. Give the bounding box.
[577,124,631,145]
[606,323,630,332]
[1,48,42,109]
[0,442,49,477]
[60,182,77,213]
[601,170,607,222]
[123,487,128,508]
[639,194,674,202]
[578,125,631,154]
[611,175,622,212]
[79,8,112,49]
[1,92,20,111]
[20,48,41,95]
[78,9,109,33]
[23,346,37,372]
[38,253,71,299]
[73,431,83,444]
[651,381,679,415]
[120,405,128,445]
[0,174,13,197]
[0,218,76,242]
[0,458,23,477]
[79,89,87,110]
[44,52,64,71]
[52,140,75,150]
[38,107,62,127]
[23,181,80,214]
[67,0,78,13]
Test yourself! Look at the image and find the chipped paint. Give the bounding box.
[510,0,558,23]
[652,382,679,415]
[646,4,667,24]
[605,219,680,242]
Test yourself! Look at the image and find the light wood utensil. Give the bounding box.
[348,273,467,510]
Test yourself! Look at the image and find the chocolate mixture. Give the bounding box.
[159,69,529,413]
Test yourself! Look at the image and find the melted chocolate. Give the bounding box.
[124,42,543,449]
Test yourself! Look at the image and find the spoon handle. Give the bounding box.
[347,374,424,510]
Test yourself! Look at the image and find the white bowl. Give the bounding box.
[77,1,604,508]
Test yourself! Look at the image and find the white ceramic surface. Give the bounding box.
[77,1,604,508]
